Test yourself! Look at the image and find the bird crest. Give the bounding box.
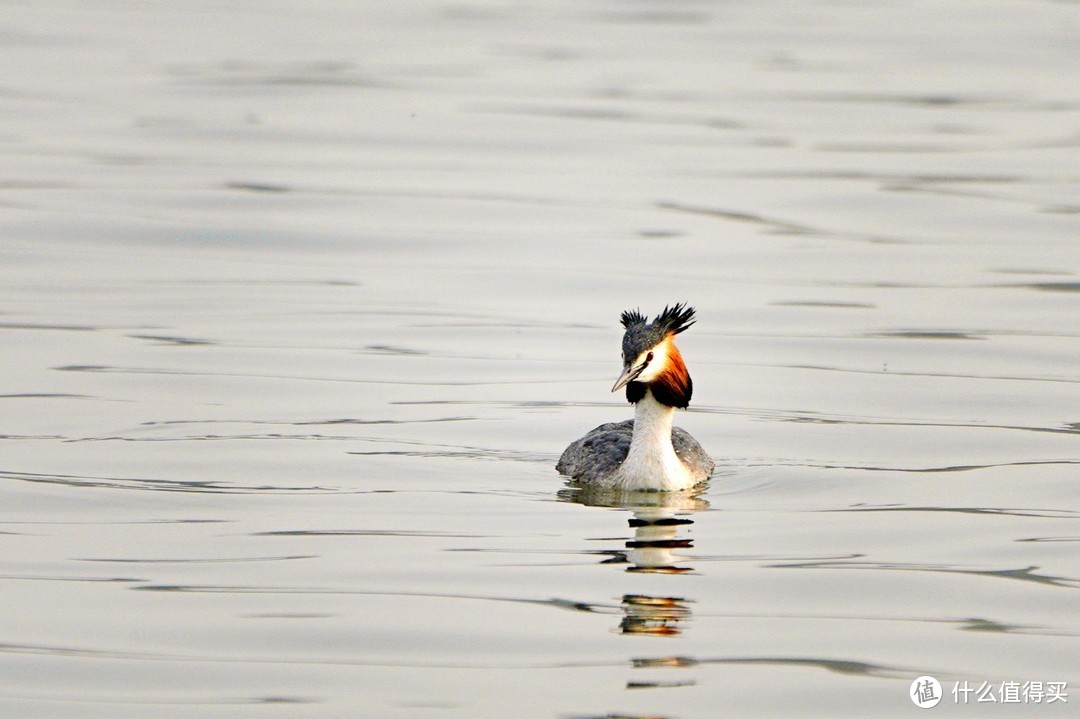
[652,303,696,336]
[620,308,648,329]
[621,303,696,335]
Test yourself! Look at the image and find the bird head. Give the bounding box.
[611,303,696,408]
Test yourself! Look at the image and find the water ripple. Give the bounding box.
[771,559,1080,590]
[0,469,347,494]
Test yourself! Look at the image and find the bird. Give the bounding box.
[557,303,714,491]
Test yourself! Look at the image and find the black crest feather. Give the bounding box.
[620,308,647,329]
[653,303,696,336]
[619,302,698,365]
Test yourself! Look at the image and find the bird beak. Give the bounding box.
[611,362,645,392]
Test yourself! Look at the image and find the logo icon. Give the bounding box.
[911,676,942,708]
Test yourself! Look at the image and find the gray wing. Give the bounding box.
[556,420,633,483]
[672,426,715,479]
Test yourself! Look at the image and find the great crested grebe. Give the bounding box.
[557,303,714,491]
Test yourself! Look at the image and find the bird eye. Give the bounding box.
[645,351,654,363]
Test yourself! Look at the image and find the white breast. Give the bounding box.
[611,390,696,491]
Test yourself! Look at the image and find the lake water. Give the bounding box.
[2,1,1078,716]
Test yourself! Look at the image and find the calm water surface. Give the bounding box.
[2,1,1079,716]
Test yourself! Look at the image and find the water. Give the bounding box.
[2,1,1079,716]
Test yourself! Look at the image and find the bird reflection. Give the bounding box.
[620,594,691,637]
[561,486,705,572]
[625,508,695,574]
[559,486,706,640]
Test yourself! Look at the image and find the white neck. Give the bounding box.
[614,389,695,491]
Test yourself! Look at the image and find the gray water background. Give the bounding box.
[2,1,1079,716]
